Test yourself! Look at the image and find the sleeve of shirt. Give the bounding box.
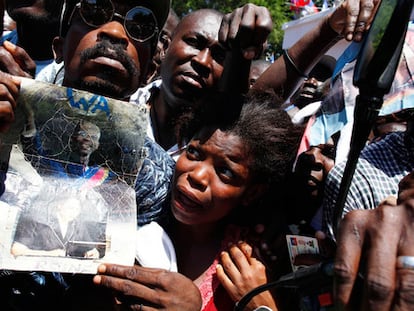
[322,159,370,240]
[13,216,37,247]
[321,163,345,241]
[135,137,175,227]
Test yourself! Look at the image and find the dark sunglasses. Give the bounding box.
[68,0,159,42]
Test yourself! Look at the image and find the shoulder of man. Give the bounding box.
[135,137,174,226]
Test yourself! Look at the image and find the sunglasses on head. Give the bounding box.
[68,0,159,42]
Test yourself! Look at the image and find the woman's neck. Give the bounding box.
[170,221,225,283]
[173,221,224,244]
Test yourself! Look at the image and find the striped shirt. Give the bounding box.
[322,131,414,239]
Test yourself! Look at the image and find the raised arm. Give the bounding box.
[252,0,381,101]
[218,4,273,94]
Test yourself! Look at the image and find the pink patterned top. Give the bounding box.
[198,225,248,311]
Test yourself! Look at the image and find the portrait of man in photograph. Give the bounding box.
[11,190,108,259]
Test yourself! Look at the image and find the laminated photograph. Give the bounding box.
[0,78,147,274]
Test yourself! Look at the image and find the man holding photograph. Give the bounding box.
[0,0,202,310]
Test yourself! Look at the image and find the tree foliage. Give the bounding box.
[171,0,294,55]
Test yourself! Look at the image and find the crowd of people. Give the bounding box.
[0,0,413,310]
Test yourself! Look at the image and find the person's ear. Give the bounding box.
[159,36,172,62]
[52,36,65,64]
[241,183,268,207]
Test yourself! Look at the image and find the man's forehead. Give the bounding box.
[178,12,221,38]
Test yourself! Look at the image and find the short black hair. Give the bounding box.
[176,90,302,186]
[224,91,302,185]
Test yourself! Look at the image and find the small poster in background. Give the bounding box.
[286,234,320,272]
